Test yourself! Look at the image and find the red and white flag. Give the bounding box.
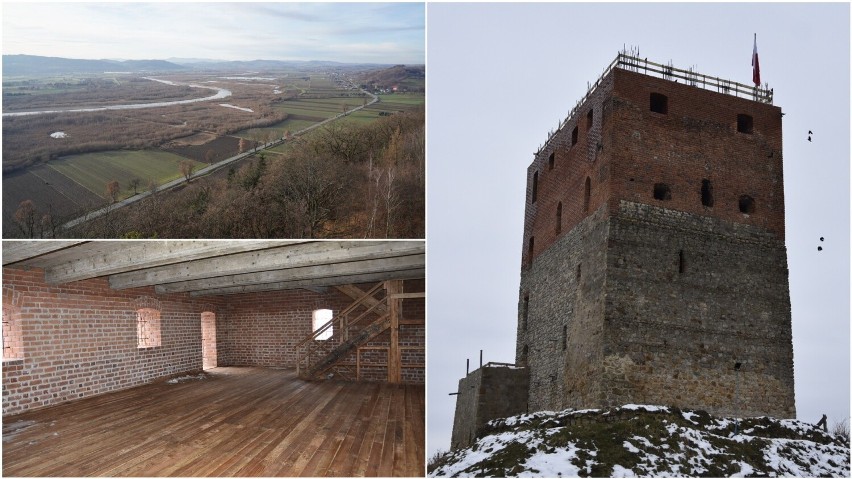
[752,33,761,86]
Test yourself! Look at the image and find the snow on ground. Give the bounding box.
[429,406,850,477]
[219,103,254,113]
[50,131,67,138]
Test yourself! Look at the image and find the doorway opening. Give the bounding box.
[201,311,217,369]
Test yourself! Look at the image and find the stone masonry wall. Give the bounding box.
[602,201,795,418]
[517,203,610,412]
[450,365,530,450]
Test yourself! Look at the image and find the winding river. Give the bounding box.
[2,77,232,117]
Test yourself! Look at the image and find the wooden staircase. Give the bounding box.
[297,281,396,381]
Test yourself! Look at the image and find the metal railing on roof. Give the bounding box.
[535,53,774,156]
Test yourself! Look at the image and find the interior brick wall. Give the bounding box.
[1,267,225,417]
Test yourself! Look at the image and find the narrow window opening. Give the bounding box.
[576,263,582,280]
[2,303,23,361]
[701,179,714,207]
[548,152,555,170]
[586,109,593,131]
[522,295,529,331]
[562,325,568,351]
[528,236,535,262]
[555,202,563,234]
[737,114,753,134]
[650,93,668,114]
[571,125,578,146]
[584,177,591,212]
[653,183,672,201]
[312,308,333,340]
[531,171,539,203]
[739,195,756,214]
[137,308,161,349]
[521,344,529,366]
[679,250,686,274]
[201,311,217,369]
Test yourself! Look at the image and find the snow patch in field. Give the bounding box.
[219,103,254,113]
[273,89,282,94]
[50,131,67,138]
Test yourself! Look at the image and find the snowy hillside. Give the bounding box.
[429,405,850,477]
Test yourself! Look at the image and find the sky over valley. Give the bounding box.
[2,2,424,64]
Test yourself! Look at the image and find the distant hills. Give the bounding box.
[357,64,426,91]
[2,54,407,77]
[3,55,186,76]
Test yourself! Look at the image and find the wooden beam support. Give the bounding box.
[158,254,424,294]
[111,241,423,290]
[2,241,88,265]
[386,280,403,384]
[40,241,303,284]
[190,268,424,297]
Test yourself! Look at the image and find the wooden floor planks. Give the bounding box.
[2,367,425,477]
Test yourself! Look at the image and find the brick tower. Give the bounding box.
[516,54,795,419]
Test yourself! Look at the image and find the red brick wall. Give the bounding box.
[219,279,425,384]
[523,67,784,265]
[217,288,353,368]
[608,69,785,238]
[2,267,224,417]
[2,270,426,417]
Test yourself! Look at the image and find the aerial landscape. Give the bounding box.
[2,3,425,238]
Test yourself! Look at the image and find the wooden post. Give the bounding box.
[385,280,402,384]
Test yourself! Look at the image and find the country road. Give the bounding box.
[61,87,379,231]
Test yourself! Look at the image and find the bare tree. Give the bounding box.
[180,160,196,183]
[204,149,216,164]
[14,200,37,238]
[129,178,141,195]
[106,180,120,203]
[239,138,248,154]
[832,418,850,445]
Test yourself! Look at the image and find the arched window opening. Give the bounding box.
[548,152,555,170]
[571,126,578,146]
[739,195,756,214]
[312,309,333,340]
[137,308,161,349]
[586,109,594,131]
[555,202,563,234]
[2,302,23,361]
[562,325,568,351]
[522,295,529,331]
[584,177,591,212]
[679,250,686,274]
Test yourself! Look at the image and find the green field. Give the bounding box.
[376,93,425,106]
[48,150,204,201]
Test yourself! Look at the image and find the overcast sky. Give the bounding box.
[427,2,851,456]
[1,2,424,64]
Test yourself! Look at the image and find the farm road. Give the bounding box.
[60,88,378,231]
